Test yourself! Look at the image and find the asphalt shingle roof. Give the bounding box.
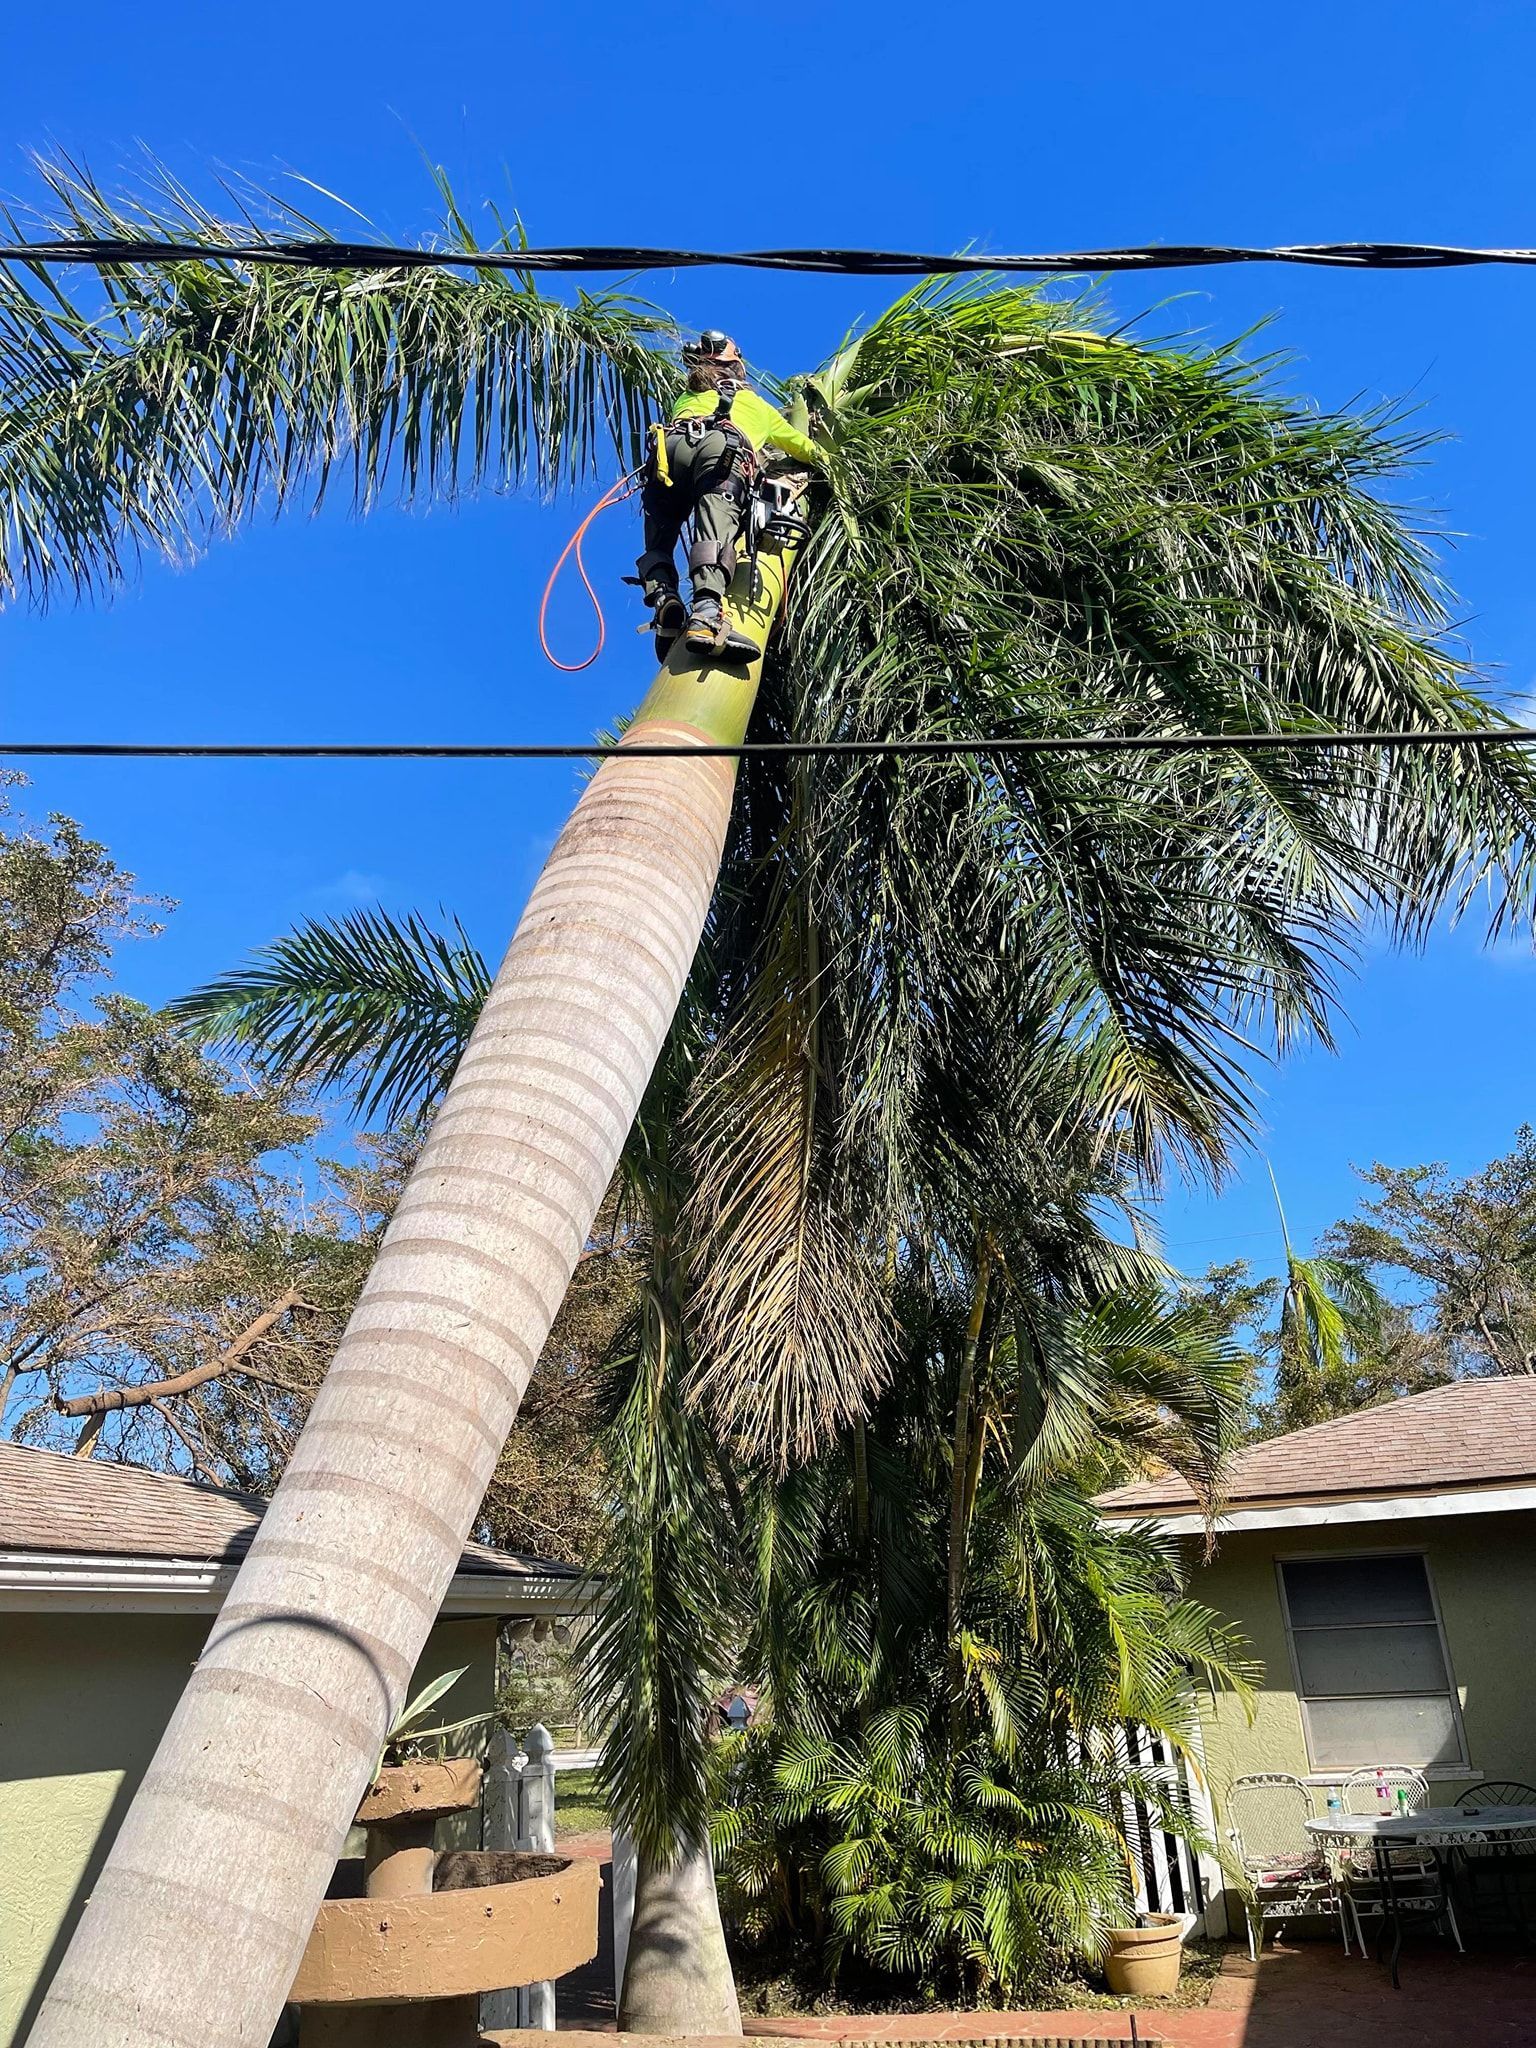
[1096,1377,1536,1516]
[0,1442,580,1578]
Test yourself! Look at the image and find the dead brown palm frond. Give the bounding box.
[684,875,892,1469]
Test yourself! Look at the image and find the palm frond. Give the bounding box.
[0,154,679,605]
[684,862,892,1469]
[170,906,490,1122]
[579,1264,742,1863]
[761,275,1536,1194]
[1276,1247,1389,1428]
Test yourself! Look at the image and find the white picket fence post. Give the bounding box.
[481,1723,558,2031]
[1182,1715,1230,1939]
[611,1825,636,2015]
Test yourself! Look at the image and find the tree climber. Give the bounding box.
[636,332,825,660]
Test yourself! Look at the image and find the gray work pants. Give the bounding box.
[636,426,750,608]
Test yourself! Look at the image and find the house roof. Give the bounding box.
[1096,1377,1536,1519]
[0,1442,581,1582]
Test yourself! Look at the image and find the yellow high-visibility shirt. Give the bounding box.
[669,386,824,467]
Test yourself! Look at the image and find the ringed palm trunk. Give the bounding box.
[30,552,794,2048]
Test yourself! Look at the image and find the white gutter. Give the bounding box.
[1099,1478,1536,1538]
[0,1549,598,1617]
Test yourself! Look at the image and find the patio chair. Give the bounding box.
[1340,1765,1435,1879]
[1226,1773,1357,1961]
[1453,1781,1536,1938]
[1458,1780,1536,1835]
[1341,1765,1430,1818]
[1335,1771,1464,1957]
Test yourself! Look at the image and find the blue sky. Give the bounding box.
[5,0,1536,1281]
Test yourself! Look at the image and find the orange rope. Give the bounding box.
[537,474,640,672]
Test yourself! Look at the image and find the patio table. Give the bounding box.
[1306,1805,1536,1986]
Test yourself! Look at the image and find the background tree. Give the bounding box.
[0,785,617,1563]
[1260,1169,1391,1433]
[0,779,345,1472]
[1181,1127,1536,1439]
[1327,1133,1536,1377]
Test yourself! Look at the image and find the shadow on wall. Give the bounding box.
[1,1607,402,2048]
[1,1607,496,2048]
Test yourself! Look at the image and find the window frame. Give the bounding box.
[1273,1546,1469,1774]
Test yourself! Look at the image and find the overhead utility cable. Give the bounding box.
[9,729,1536,762]
[10,238,1536,278]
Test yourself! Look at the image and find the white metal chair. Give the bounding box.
[1341,1765,1429,1814]
[1337,1769,1463,1956]
[1226,1773,1356,1960]
[1341,1766,1434,1879]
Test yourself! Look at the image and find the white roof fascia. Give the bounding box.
[0,1550,596,1617]
[1098,1480,1536,1538]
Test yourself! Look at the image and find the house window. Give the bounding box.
[1277,1553,1466,1771]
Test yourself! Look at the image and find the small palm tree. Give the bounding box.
[1268,1166,1390,1430]
[12,158,1536,2048]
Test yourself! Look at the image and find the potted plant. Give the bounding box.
[1104,1912,1184,1996]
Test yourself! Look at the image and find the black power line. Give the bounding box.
[10,237,1536,279]
[7,729,1536,762]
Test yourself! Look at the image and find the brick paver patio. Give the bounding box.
[549,1831,1536,2048]
[737,1945,1536,2048]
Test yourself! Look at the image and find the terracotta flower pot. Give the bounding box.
[1104,1912,1184,1996]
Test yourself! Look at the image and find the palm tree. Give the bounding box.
[1267,1166,1391,1430]
[10,156,1536,2048]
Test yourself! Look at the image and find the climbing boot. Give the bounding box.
[650,592,687,660]
[684,598,760,663]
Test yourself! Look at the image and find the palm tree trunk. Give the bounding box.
[29,553,795,2048]
[620,1840,743,2035]
[945,1240,992,1729]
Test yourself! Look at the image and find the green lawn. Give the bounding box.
[555,1765,610,1838]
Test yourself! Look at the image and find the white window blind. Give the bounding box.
[1278,1554,1465,1771]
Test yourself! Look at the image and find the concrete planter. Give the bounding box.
[1103,1912,1183,1997]
[288,1759,598,2047]
[357,1760,486,1827]
[291,1855,599,2005]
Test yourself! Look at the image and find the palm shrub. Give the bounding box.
[1265,1169,1393,1431]
[707,1204,1256,2005]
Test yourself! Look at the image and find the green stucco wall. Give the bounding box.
[1175,1507,1536,1937]
[0,1608,498,2048]
[1194,1508,1536,1813]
